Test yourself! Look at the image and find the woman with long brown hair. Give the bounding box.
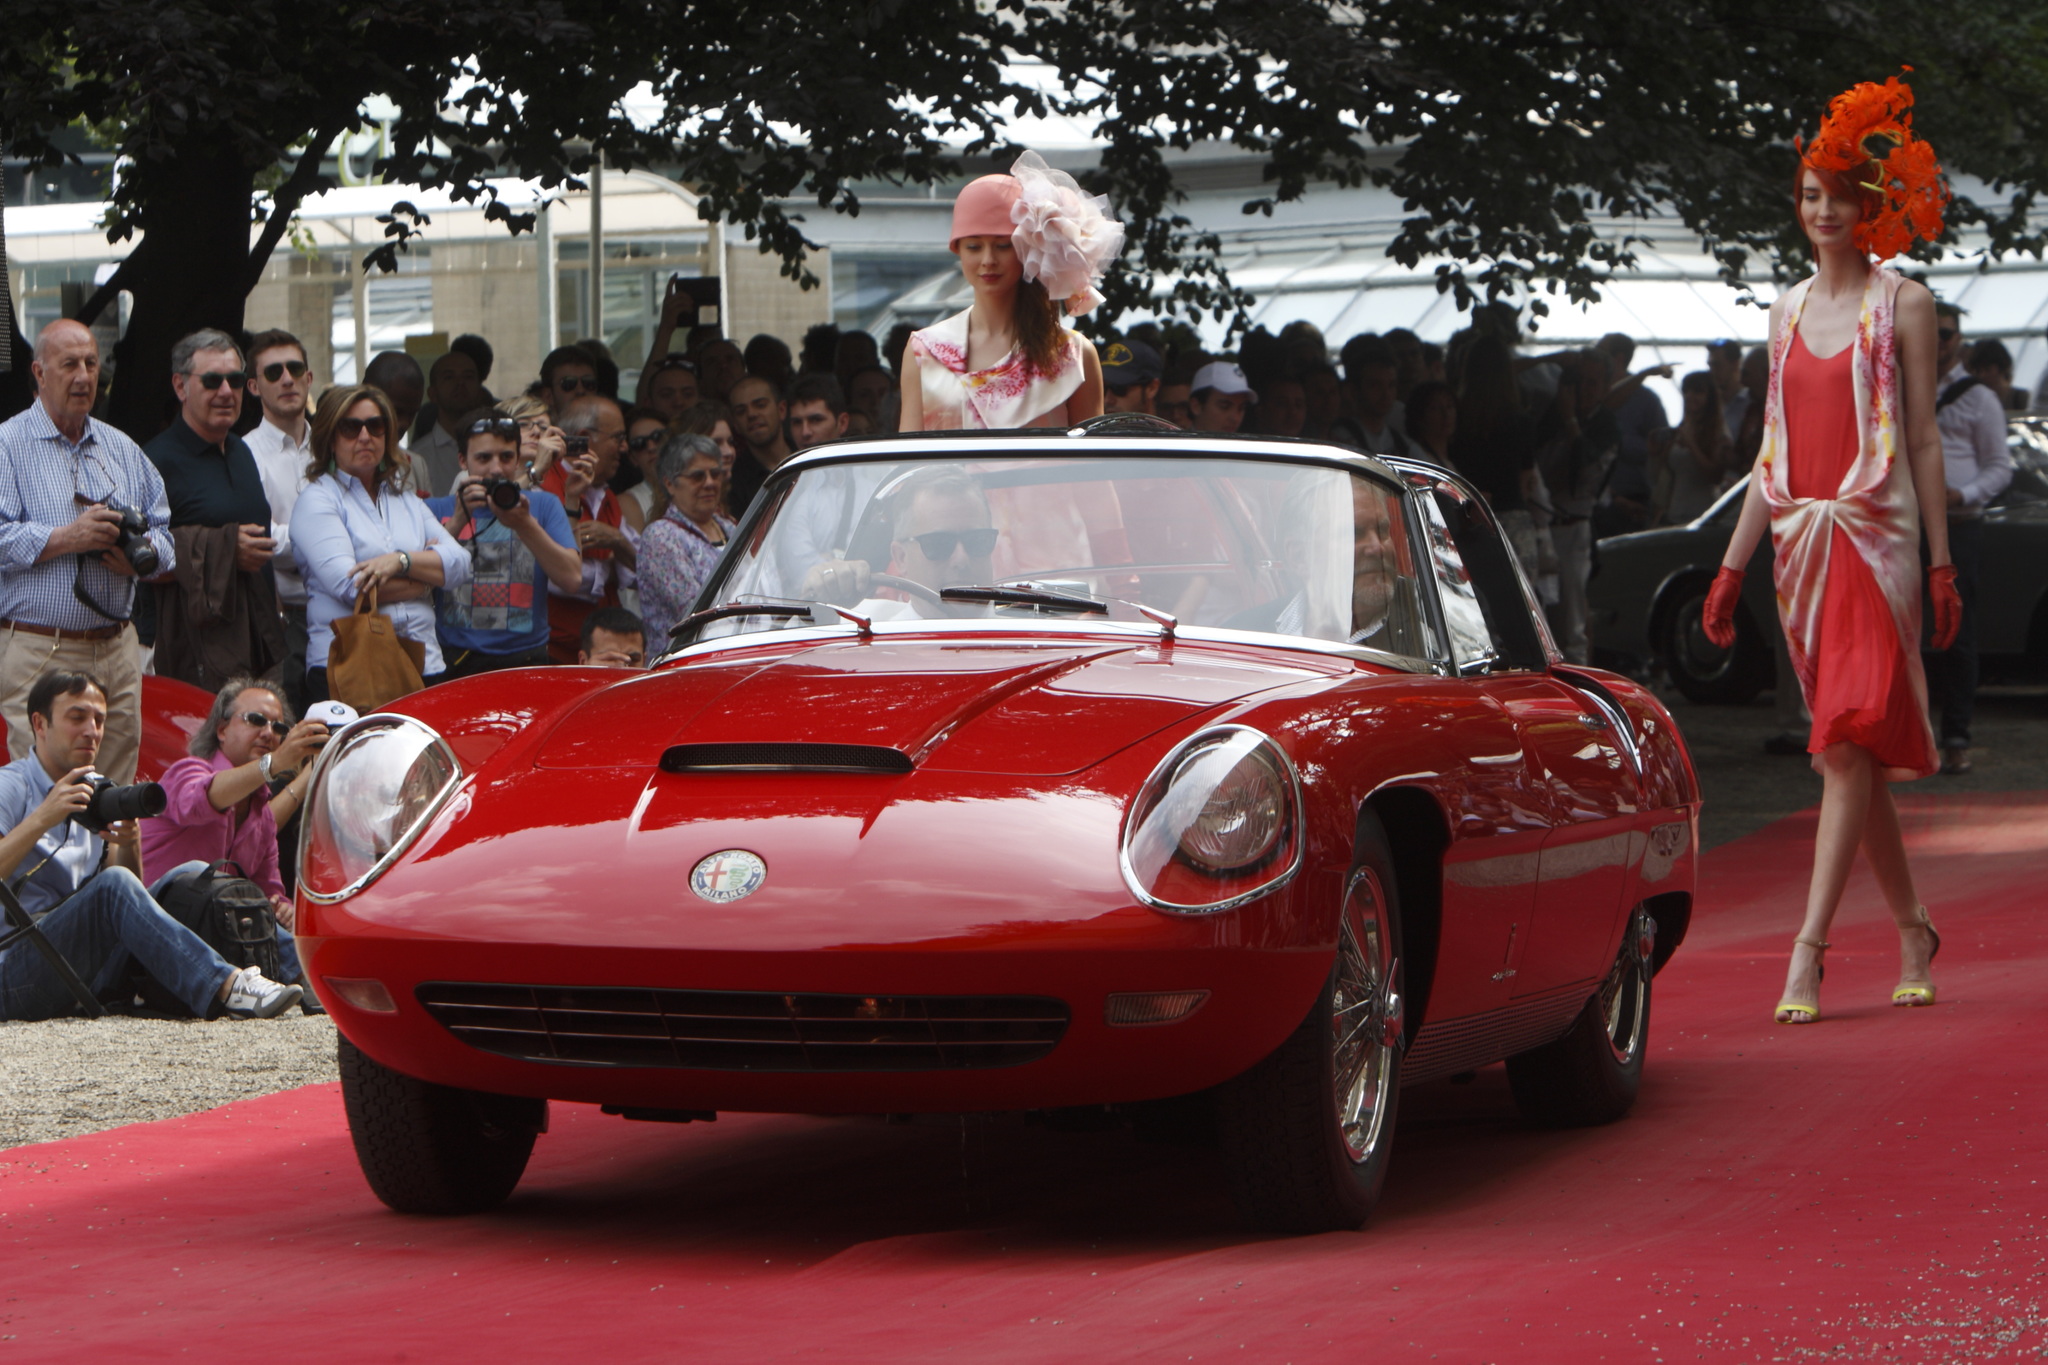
[899,154,1119,431]
[1702,72,1961,1023]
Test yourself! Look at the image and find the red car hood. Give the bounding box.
[534,636,1343,776]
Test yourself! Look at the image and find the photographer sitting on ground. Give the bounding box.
[138,677,329,986]
[0,671,301,1020]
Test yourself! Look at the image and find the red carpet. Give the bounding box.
[5,793,2047,1362]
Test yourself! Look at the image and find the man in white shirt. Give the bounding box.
[1926,302,2015,775]
[240,329,315,712]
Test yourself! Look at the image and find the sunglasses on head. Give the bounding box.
[239,712,291,738]
[259,359,309,383]
[910,527,999,560]
[336,414,388,440]
[189,370,247,391]
[555,374,599,393]
[651,355,698,373]
[465,416,521,438]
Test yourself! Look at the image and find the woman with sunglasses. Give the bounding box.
[674,401,738,516]
[618,406,675,537]
[634,434,735,649]
[290,385,471,703]
[139,676,331,989]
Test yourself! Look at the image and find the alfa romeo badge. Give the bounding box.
[690,849,767,903]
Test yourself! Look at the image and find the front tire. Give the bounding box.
[1506,908,1654,1127]
[338,1035,545,1214]
[1215,818,1405,1233]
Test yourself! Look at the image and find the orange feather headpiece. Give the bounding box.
[1797,68,1950,260]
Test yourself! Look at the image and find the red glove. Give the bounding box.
[1701,566,1744,650]
[1929,564,1962,652]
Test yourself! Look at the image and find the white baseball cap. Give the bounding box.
[1192,361,1257,401]
[304,700,359,729]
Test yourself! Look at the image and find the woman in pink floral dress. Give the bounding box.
[899,154,1122,431]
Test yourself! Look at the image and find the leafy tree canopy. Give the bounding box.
[5,0,2047,429]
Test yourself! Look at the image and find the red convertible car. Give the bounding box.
[291,426,1700,1232]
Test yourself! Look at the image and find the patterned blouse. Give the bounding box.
[909,307,1086,430]
[637,504,737,648]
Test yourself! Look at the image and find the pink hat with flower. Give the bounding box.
[945,154,1126,316]
[949,175,1022,252]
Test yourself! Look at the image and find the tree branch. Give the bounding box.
[71,244,147,327]
[244,122,346,295]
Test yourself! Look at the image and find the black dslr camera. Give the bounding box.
[479,477,524,512]
[102,499,160,578]
[75,775,166,833]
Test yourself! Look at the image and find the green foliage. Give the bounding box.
[5,0,2048,346]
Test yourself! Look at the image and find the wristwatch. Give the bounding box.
[258,753,275,783]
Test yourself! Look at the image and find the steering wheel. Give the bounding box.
[870,572,945,606]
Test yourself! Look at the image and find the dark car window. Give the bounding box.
[1412,479,1547,672]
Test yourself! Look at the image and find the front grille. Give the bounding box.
[416,983,1068,1071]
[660,742,914,773]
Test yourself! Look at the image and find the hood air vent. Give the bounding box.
[660,742,914,774]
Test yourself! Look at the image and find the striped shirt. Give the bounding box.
[0,401,174,630]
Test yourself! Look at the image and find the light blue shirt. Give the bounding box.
[289,471,471,674]
[0,402,174,630]
[0,754,104,969]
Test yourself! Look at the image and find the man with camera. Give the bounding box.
[0,670,301,1020]
[0,319,173,785]
[539,397,636,664]
[143,329,287,693]
[427,411,583,678]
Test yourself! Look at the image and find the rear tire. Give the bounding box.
[1658,579,1769,704]
[338,1035,544,1214]
[1214,816,1405,1233]
[1506,908,1653,1127]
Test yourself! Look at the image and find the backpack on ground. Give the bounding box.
[134,862,282,1015]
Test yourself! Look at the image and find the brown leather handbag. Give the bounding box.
[327,585,426,711]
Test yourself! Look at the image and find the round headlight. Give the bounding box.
[1121,727,1303,915]
[300,717,460,901]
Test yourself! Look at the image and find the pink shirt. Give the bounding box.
[140,752,284,902]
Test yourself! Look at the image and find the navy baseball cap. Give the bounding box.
[1101,338,1163,388]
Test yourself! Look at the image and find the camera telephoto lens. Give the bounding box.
[78,776,167,832]
[486,478,523,511]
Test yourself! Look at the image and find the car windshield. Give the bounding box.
[692,452,1437,657]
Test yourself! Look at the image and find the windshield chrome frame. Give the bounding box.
[672,437,1443,671]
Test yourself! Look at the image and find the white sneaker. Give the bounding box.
[223,967,303,1019]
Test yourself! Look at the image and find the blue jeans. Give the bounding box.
[0,863,234,1021]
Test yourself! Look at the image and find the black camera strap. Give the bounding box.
[72,558,134,623]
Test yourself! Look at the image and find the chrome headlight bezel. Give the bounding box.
[298,714,462,904]
[1119,725,1305,916]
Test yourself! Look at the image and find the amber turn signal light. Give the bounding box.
[323,977,398,1013]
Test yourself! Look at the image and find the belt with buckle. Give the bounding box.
[0,617,128,642]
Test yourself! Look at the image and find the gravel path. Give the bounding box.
[0,1014,337,1149]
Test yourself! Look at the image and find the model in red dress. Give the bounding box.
[1702,73,1963,1024]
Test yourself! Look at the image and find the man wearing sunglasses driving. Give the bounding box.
[142,330,286,693]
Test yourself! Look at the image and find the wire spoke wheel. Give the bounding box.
[1331,869,1400,1164]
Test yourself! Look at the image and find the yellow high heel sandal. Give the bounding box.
[1775,938,1828,1024]
[1892,910,1941,1007]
